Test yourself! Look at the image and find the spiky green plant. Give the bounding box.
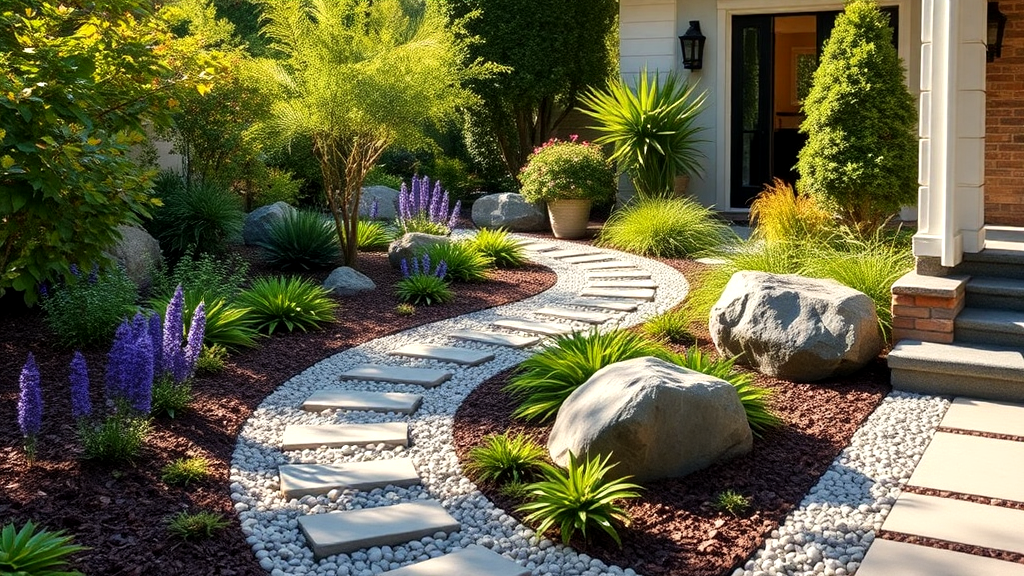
[236,276,339,334]
[0,521,86,576]
[395,274,454,306]
[421,241,494,282]
[518,451,641,547]
[166,510,230,541]
[641,308,693,344]
[465,433,547,485]
[712,489,751,517]
[261,210,340,271]
[469,228,527,268]
[161,457,213,487]
[149,180,245,257]
[597,197,734,258]
[355,219,396,252]
[150,291,259,350]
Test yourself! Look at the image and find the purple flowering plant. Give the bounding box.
[397,175,460,235]
[17,352,43,460]
[399,254,448,279]
[70,351,92,420]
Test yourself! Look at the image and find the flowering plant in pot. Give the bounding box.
[518,136,616,238]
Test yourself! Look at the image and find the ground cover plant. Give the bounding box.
[465,432,547,486]
[40,265,139,349]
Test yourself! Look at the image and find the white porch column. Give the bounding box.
[914,0,988,267]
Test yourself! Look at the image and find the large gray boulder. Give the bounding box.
[547,356,753,483]
[359,186,400,221]
[387,233,449,269]
[471,193,548,232]
[243,201,296,246]
[323,266,376,297]
[106,225,162,290]
[709,271,883,382]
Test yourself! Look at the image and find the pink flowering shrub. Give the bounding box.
[518,136,616,204]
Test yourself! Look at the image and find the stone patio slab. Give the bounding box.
[385,546,530,576]
[298,501,460,559]
[541,248,598,259]
[576,260,638,270]
[520,243,558,252]
[281,423,409,451]
[857,539,1024,576]
[941,397,1024,437]
[279,459,420,498]
[302,390,422,414]
[882,492,1024,554]
[587,279,658,289]
[569,297,640,312]
[535,307,616,324]
[585,270,652,279]
[388,344,494,366]
[492,318,574,336]
[908,432,1024,501]
[559,253,615,264]
[448,329,540,349]
[580,287,657,301]
[338,364,452,388]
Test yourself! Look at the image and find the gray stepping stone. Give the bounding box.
[569,297,640,312]
[281,423,409,451]
[541,248,597,259]
[449,329,541,349]
[535,306,617,324]
[580,287,657,301]
[857,539,1024,576]
[493,318,575,336]
[520,243,558,252]
[386,546,530,576]
[907,432,1024,501]
[389,344,494,366]
[881,492,1024,554]
[301,390,423,415]
[560,253,615,264]
[576,260,638,270]
[279,459,420,498]
[298,501,460,559]
[586,270,652,279]
[940,397,1024,437]
[338,364,452,388]
[587,278,658,289]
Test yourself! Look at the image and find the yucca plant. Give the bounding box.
[465,433,547,485]
[261,210,340,271]
[469,228,527,268]
[506,329,672,423]
[421,241,494,283]
[518,451,642,547]
[236,276,339,334]
[0,521,86,576]
[597,196,734,258]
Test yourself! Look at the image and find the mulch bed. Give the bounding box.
[0,246,557,576]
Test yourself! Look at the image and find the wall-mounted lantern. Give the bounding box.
[679,21,707,70]
[988,2,1008,62]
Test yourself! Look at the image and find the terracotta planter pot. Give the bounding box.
[546,198,592,239]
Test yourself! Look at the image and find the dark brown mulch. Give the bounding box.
[0,248,557,576]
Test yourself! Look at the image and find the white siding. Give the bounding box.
[619,0,677,77]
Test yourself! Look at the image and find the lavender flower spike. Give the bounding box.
[18,352,43,439]
[148,313,163,377]
[370,198,380,221]
[399,182,410,221]
[400,258,410,278]
[163,286,185,383]
[129,327,155,414]
[422,252,431,276]
[70,351,92,419]
[448,200,462,230]
[105,320,133,403]
[435,261,448,279]
[429,181,442,223]
[184,301,206,379]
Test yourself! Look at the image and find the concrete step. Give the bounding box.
[941,397,1024,437]
[388,344,494,366]
[857,539,1024,576]
[281,423,409,451]
[576,260,637,271]
[298,501,460,559]
[569,297,639,312]
[302,390,423,415]
[888,340,1024,402]
[587,279,658,289]
[579,287,657,301]
[881,492,1024,555]
[585,270,652,280]
[386,546,530,576]
[535,306,617,324]
[965,276,1024,311]
[448,329,540,349]
[560,253,615,264]
[338,365,452,388]
[954,307,1024,347]
[492,318,575,337]
[957,243,1024,279]
[279,459,420,498]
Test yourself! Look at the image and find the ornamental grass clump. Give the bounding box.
[597,196,734,258]
[468,228,527,268]
[398,175,461,235]
[166,510,230,541]
[236,276,339,335]
[465,433,547,486]
[395,254,454,306]
[17,353,42,461]
[421,241,494,283]
[261,210,340,271]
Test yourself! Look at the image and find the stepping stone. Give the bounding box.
[586,270,652,279]
[541,248,597,259]
[279,459,420,498]
[695,257,727,265]
[493,318,575,337]
[520,243,557,252]
[298,501,460,559]
[881,492,1024,555]
[449,329,541,349]
[302,390,423,415]
[535,306,617,325]
[907,432,1024,501]
[338,364,452,388]
[941,397,1024,437]
[576,260,638,270]
[580,287,657,301]
[281,423,409,451]
[857,539,1024,576]
[386,546,530,576]
[389,344,494,366]
[560,253,615,264]
[587,279,658,289]
[570,297,640,312]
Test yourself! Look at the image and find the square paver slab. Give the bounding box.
[569,297,639,312]
[492,318,575,337]
[281,423,409,451]
[298,501,460,559]
[535,307,616,325]
[541,248,598,259]
[941,397,1024,437]
[520,243,557,252]
[559,253,615,264]
[587,279,658,289]
[882,492,1024,554]
[302,390,422,414]
[385,546,530,576]
[908,432,1024,501]
[338,364,452,388]
[448,329,540,349]
[279,459,420,498]
[580,287,657,301]
[576,260,638,270]
[857,539,1024,576]
[585,270,652,279]
[388,344,494,366]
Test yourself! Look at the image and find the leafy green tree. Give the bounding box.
[254,0,482,267]
[441,0,618,178]
[796,0,917,232]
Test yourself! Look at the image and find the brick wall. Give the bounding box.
[986,1,1024,225]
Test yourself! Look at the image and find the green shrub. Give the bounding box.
[356,220,396,252]
[79,412,151,463]
[427,155,481,201]
[400,216,451,236]
[641,308,693,344]
[161,457,212,487]
[363,165,404,190]
[254,168,303,208]
[149,180,245,257]
[150,251,249,305]
[261,210,339,271]
[712,489,751,517]
[395,273,454,306]
[518,451,641,547]
[465,433,547,485]
[499,480,530,499]
[421,241,493,283]
[150,291,259,350]
[468,228,527,268]
[518,138,616,204]
[166,511,229,541]
[0,521,86,576]
[597,197,734,258]
[506,330,672,423]
[195,344,228,374]
[41,266,139,348]
[151,377,192,419]
[749,179,834,244]
[236,276,338,334]
[394,303,416,316]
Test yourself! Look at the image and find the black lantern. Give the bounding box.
[988,2,1008,62]
[679,20,706,70]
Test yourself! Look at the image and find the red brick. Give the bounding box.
[892,294,916,306]
[893,317,917,329]
[915,318,955,332]
[914,295,959,309]
[892,305,931,319]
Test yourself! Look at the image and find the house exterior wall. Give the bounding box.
[985,1,1024,226]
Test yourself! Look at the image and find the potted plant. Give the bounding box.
[518,136,616,239]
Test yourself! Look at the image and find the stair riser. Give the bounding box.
[954,326,1024,348]
[892,369,1024,403]
[956,261,1024,279]
[965,292,1024,312]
